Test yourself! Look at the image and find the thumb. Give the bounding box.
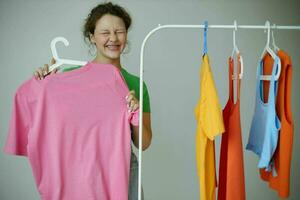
[50,58,56,65]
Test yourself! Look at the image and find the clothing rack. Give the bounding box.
[137,21,300,200]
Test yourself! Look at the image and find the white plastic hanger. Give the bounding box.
[230,20,244,79]
[259,21,281,80]
[48,37,87,72]
[271,24,280,52]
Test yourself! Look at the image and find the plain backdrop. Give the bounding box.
[0,0,299,199]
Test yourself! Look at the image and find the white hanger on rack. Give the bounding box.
[259,21,281,80]
[48,37,87,72]
[230,20,244,79]
[271,24,280,52]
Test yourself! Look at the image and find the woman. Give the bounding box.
[33,2,152,200]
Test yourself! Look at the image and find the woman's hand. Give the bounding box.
[126,90,152,151]
[126,90,139,112]
[34,58,58,80]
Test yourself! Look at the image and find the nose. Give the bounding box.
[109,32,118,42]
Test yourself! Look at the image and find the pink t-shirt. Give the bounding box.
[4,62,139,200]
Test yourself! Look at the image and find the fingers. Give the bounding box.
[131,103,139,112]
[126,93,134,102]
[44,64,49,75]
[128,99,139,112]
[126,90,139,112]
[33,59,58,80]
[126,90,136,103]
[33,70,40,79]
[35,66,44,80]
[41,64,50,77]
[34,64,49,80]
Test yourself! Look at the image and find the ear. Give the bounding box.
[90,33,95,43]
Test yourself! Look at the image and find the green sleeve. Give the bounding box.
[142,82,151,113]
[62,66,81,72]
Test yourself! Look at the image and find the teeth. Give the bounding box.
[106,45,119,50]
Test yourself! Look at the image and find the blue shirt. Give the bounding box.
[246,56,281,173]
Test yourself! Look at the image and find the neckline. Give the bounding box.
[257,58,278,106]
[47,61,121,80]
[48,61,93,79]
[90,61,123,74]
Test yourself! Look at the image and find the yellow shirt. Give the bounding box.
[195,54,225,200]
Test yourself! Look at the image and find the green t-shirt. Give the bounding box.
[62,65,151,113]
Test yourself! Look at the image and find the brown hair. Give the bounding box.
[83,2,132,44]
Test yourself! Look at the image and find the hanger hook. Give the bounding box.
[50,37,69,60]
[271,23,275,40]
[265,20,271,47]
[234,20,238,31]
[271,23,280,51]
[233,20,238,48]
[271,23,277,39]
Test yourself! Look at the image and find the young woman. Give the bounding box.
[33,2,152,199]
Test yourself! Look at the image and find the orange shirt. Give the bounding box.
[260,50,294,198]
[218,55,245,200]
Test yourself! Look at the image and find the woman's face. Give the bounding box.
[90,14,127,61]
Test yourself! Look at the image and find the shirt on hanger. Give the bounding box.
[4,62,139,200]
[218,55,245,200]
[195,54,225,200]
[246,55,281,172]
[260,50,294,198]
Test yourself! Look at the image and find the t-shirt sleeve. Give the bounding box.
[3,92,31,156]
[142,82,151,113]
[200,99,224,140]
[199,71,225,140]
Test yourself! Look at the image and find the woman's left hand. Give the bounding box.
[126,90,139,113]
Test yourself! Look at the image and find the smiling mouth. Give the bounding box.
[105,45,121,51]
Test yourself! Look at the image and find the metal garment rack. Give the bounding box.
[137,21,300,200]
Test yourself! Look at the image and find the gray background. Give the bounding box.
[0,0,299,199]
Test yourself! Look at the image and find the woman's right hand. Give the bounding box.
[34,58,58,80]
